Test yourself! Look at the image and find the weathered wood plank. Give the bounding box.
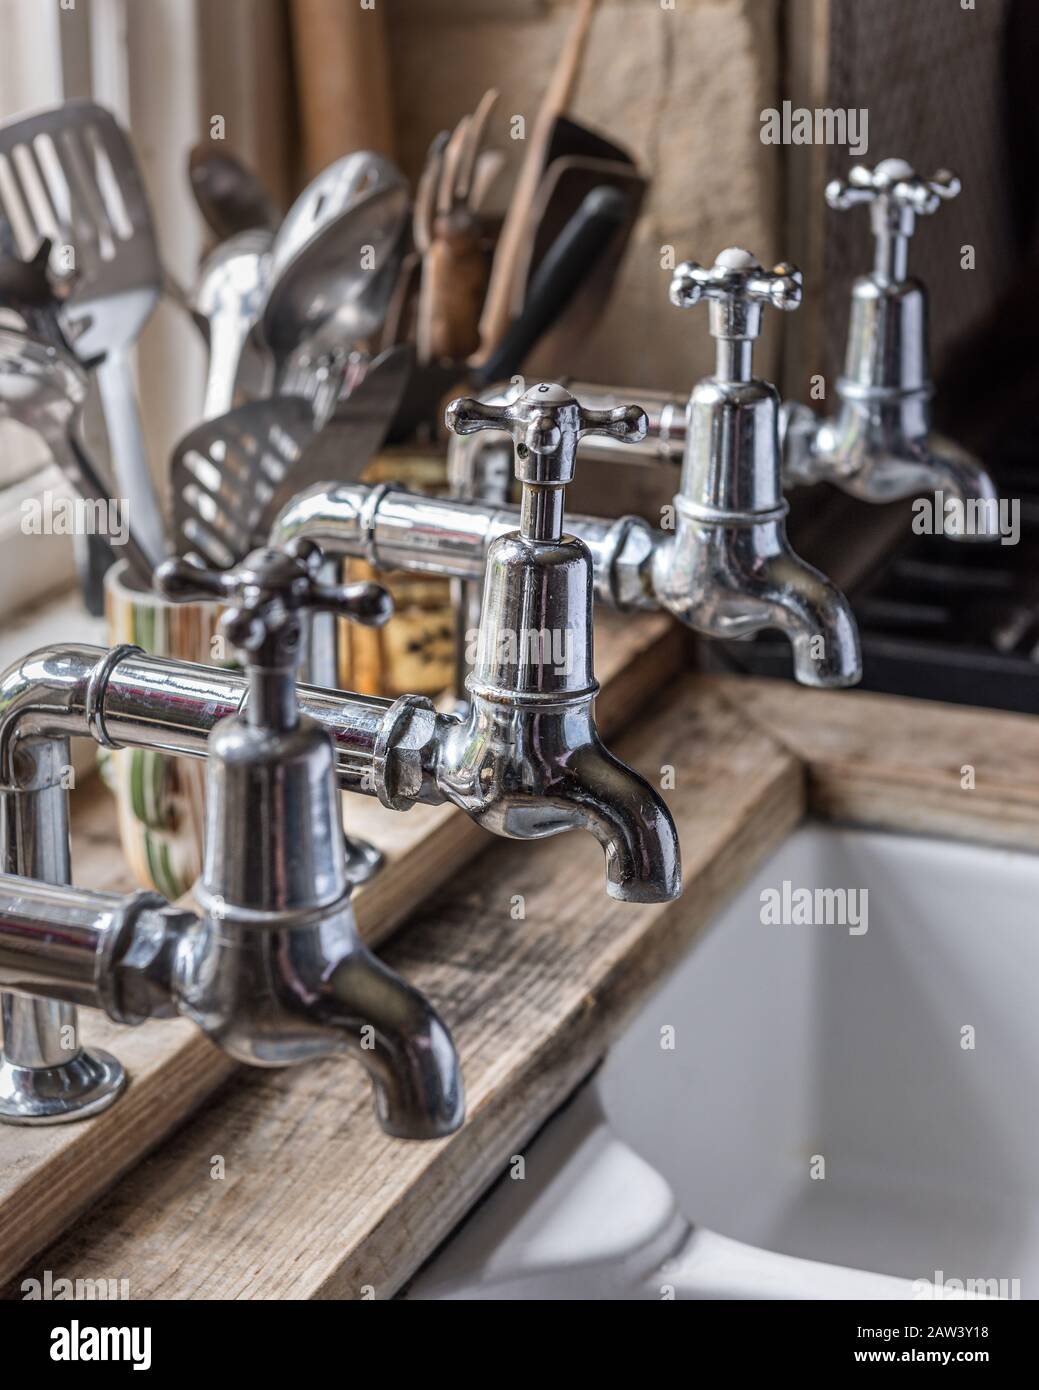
[7,677,802,1299]
[715,676,1039,850]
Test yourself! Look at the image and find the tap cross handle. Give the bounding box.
[669,248,801,382]
[825,159,960,279]
[156,539,392,674]
[446,383,646,542]
[446,382,646,489]
[669,247,802,343]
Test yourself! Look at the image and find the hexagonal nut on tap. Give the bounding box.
[373,694,441,811]
[103,895,195,1027]
[603,514,659,610]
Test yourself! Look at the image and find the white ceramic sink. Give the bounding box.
[410,825,1039,1300]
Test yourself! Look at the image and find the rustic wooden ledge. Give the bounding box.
[713,676,1039,851]
[0,611,685,1291]
[9,665,1039,1298]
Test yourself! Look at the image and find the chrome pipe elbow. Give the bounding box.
[270,480,368,554]
[0,643,118,781]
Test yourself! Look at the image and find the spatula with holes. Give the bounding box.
[0,101,167,563]
[171,346,410,567]
[171,395,316,568]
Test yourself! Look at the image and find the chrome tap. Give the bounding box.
[780,159,999,533]
[271,256,862,690]
[0,541,465,1138]
[655,248,860,686]
[440,383,682,903]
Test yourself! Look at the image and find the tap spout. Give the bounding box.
[564,737,682,903]
[654,516,862,688]
[172,902,466,1141]
[316,945,464,1139]
[912,434,1002,540]
[437,699,681,903]
[746,548,861,687]
[782,396,1001,541]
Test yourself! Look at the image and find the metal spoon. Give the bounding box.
[188,146,279,241]
[268,151,402,283]
[190,228,273,421]
[261,154,409,390]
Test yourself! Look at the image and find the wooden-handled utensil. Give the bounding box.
[417,90,500,365]
[473,0,600,363]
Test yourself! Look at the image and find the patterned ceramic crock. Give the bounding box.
[103,560,224,901]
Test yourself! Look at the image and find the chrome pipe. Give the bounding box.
[0,688,126,1122]
[0,644,431,803]
[273,484,648,605]
[0,739,76,1075]
[0,875,123,1009]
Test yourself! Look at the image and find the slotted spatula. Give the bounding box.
[0,100,167,562]
[171,395,317,568]
[172,347,411,566]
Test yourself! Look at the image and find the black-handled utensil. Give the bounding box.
[472,183,629,388]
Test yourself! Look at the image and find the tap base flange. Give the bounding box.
[0,1046,125,1125]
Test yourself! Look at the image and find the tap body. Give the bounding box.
[438,530,681,902]
[650,327,860,688]
[779,279,999,527]
[438,383,682,902]
[0,874,462,1139]
[782,159,997,529]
